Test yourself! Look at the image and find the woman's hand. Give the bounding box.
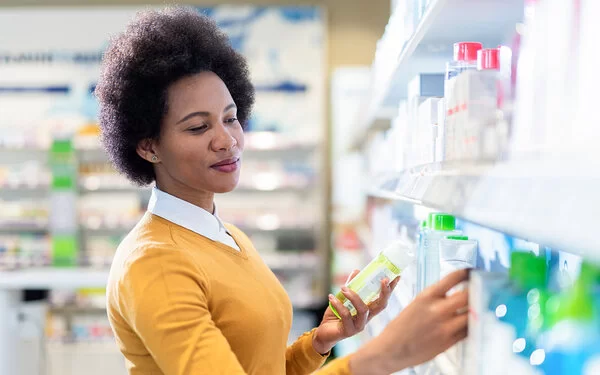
[312,270,400,355]
[349,269,470,375]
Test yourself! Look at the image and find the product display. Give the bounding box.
[335,0,600,374]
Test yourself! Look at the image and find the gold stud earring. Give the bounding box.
[151,155,158,163]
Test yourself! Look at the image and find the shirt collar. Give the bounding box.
[147,187,229,241]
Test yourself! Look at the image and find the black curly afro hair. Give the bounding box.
[95,7,255,186]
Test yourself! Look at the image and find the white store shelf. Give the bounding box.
[352,0,525,149]
[369,158,600,260]
[0,267,109,289]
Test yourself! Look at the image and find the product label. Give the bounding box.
[344,267,397,316]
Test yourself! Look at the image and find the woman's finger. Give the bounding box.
[439,289,469,316]
[340,287,369,327]
[368,278,392,315]
[427,269,470,298]
[389,276,401,290]
[452,327,468,342]
[328,293,355,328]
[444,310,469,337]
[345,269,361,284]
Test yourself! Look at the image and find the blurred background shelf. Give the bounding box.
[0,186,50,196]
[261,252,320,270]
[0,221,48,232]
[0,267,110,289]
[78,185,150,194]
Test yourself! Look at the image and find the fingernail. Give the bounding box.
[341,286,349,293]
[328,294,334,300]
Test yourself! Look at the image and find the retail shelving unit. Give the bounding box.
[331,0,600,374]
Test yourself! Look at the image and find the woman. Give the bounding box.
[97,7,469,375]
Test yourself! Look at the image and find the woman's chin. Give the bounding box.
[211,181,239,194]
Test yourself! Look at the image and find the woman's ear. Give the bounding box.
[137,139,160,163]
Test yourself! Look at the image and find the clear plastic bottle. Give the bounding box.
[422,214,462,288]
[330,238,414,318]
[444,42,483,161]
[416,219,428,294]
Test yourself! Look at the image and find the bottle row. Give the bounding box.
[368,0,599,177]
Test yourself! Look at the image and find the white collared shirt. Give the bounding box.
[147,187,240,251]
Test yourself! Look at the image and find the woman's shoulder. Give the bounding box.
[110,213,203,281]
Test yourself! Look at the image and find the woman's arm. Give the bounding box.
[285,329,331,374]
[118,246,248,375]
[316,269,470,375]
[284,273,400,375]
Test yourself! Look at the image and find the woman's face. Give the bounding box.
[149,71,244,195]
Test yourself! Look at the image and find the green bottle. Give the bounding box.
[330,239,413,318]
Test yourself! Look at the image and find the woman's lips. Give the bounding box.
[210,158,240,173]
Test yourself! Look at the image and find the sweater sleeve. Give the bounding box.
[119,246,247,375]
[314,356,352,375]
[285,329,329,374]
[285,330,353,375]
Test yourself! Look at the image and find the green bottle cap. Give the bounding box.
[509,251,547,289]
[446,235,468,240]
[432,214,456,231]
[427,213,436,228]
[421,220,428,228]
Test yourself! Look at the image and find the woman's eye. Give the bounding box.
[188,125,208,132]
[225,117,238,124]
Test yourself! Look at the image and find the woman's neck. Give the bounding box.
[155,180,215,214]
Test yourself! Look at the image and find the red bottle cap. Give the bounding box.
[453,42,483,62]
[477,48,500,70]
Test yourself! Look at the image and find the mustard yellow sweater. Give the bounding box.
[107,213,352,375]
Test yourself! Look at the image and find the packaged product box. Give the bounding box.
[417,97,441,165]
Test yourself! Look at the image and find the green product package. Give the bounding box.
[52,235,78,267]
